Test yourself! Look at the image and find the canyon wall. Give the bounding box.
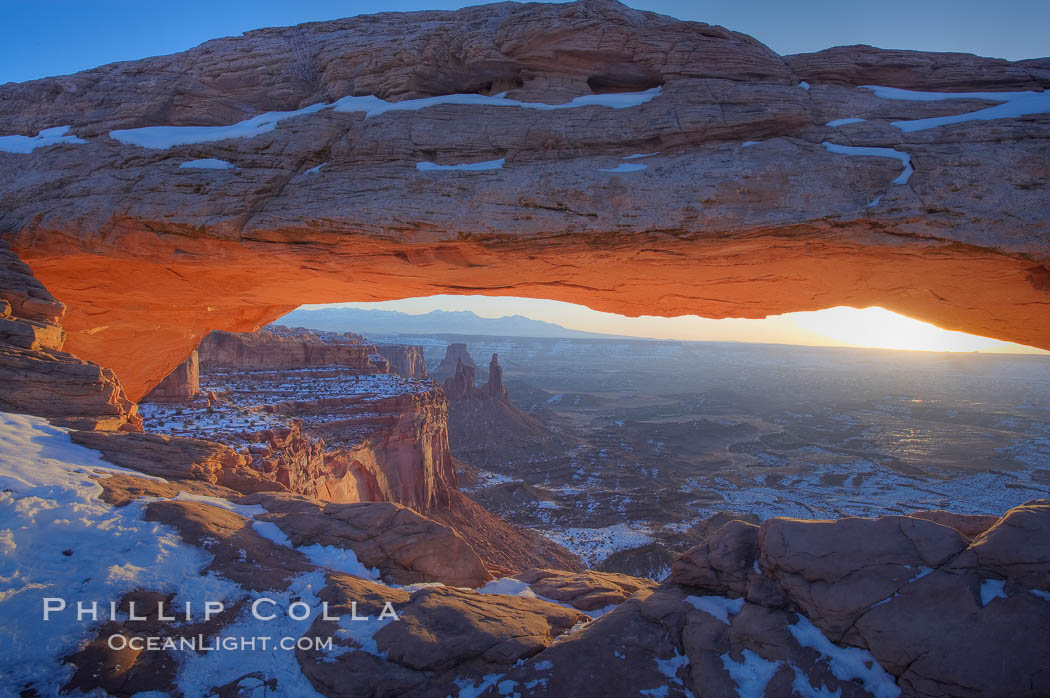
[377,344,429,379]
[256,390,458,512]
[2,1,1047,399]
[198,329,378,371]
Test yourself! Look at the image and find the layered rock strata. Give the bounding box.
[376,344,429,379]
[199,327,378,372]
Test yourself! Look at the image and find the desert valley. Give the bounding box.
[1,0,1049,696]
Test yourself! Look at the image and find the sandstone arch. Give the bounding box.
[1,0,1047,400]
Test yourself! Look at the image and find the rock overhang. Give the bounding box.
[0,0,1047,400]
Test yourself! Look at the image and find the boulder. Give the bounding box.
[944,499,1050,589]
[671,519,760,595]
[241,491,493,588]
[514,567,657,611]
[759,515,970,640]
[298,572,585,697]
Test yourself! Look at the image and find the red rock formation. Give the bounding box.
[488,502,1050,698]
[70,429,286,495]
[1,1,1048,399]
[0,241,141,431]
[377,344,429,379]
[199,328,379,371]
[484,352,508,401]
[138,327,581,572]
[442,358,477,401]
[434,344,477,383]
[142,350,199,401]
[242,491,493,587]
[436,344,558,469]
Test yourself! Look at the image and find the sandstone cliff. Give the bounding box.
[199,328,378,371]
[376,343,429,379]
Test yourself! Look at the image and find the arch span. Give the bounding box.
[14,227,1050,402]
[2,0,1047,399]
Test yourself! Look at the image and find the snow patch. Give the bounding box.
[721,649,781,698]
[304,162,326,175]
[332,608,396,658]
[177,571,329,697]
[653,647,692,695]
[598,163,647,173]
[684,595,745,625]
[112,87,662,150]
[741,140,761,147]
[623,152,658,159]
[980,578,1007,606]
[826,118,866,127]
[252,520,293,548]
[111,102,330,148]
[178,158,236,170]
[0,125,86,154]
[297,544,381,581]
[822,141,913,185]
[416,158,504,171]
[860,85,1050,132]
[477,577,538,598]
[787,615,900,698]
[0,412,244,694]
[790,665,842,698]
[171,491,266,518]
[799,81,811,90]
[454,673,505,698]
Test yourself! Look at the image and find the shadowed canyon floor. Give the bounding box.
[366,333,1050,577]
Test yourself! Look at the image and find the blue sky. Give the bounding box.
[2,0,1047,84]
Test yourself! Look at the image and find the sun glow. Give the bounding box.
[298,297,1048,355]
[787,306,1030,353]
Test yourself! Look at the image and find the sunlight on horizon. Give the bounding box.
[300,296,1049,355]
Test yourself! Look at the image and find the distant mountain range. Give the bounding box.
[276,307,620,339]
